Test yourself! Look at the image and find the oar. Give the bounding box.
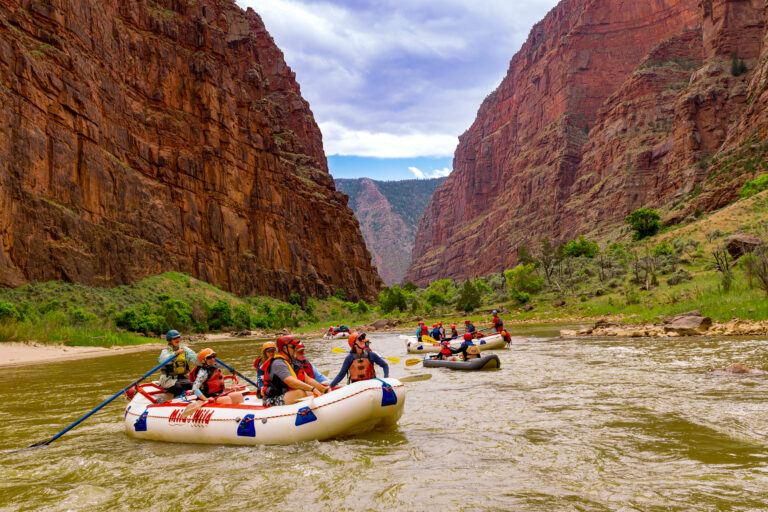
[214,358,260,389]
[405,358,423,367]
[398,373,432,383]
[331,347,399,364]
[24,354,178,450]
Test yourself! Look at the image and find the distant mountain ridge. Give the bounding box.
[335,177,445,286]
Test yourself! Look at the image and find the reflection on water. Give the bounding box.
[3,325,768,511]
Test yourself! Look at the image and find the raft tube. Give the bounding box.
[405,333,508,353]
[323,332,350,340]
[423,354,501,371]
[124,379,405,445]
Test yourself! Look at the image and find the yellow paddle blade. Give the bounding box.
[422,336,436,344]
[405,358,422,366]
[331,347,347,354]
[385,357,400,364]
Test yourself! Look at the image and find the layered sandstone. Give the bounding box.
[407,0,767,285]
[0,0,381,300]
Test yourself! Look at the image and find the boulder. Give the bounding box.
[371,318,392,329]
[664,315,712,335]
[664,310,701,323]
[724,233,764,260]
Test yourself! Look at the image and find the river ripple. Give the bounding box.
[2,325,768,511]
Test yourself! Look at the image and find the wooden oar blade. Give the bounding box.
[180,401,206,419]
[399,373,432,383]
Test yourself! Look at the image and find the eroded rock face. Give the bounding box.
[0,0,381,300]
[406,0,768,285]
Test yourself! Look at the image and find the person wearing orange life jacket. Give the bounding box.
[294,342,331,388]
[190,348,244,405]
[450,324,459,339]
[329,333,389,387]
[262,336,328,406]
[253,342,276,399]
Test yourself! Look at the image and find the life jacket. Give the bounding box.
[263,354,299,398]
[162,348,190,376]
[348,349,376,382]
[493,316,503,331]
[299,360,315,380]
[420,325,429,336]
[467,324,475,333]
[438,347,452,360]
[451,328,458,338]
[502,330,512,342]
[465,344,481,359]
[431,328,441,340]
[189,365,224,397]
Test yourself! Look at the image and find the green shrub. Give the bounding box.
[561,235,600,258]
[740,174,768,198]
[207,299,233,330]
[511,290,530,304]
[288,293,302,306]
[425,289,446,306]
[157,293,170,302]
[455,280,482,312]
[68,307,96,326]
[160,299,193,330]
[731,53,747,77]
[0,301,22,321]
[667,270,692,286]
[38,299,61,314]
[625,208,661,240]
[232,304,252,330]
[504,264,544,294]
[402,281,418,292]
[356,300,370,313]
[334,289,346,300]
[652,240,675,257]
[379,286,407,314]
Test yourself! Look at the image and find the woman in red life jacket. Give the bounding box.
[492,309,504,333]
[190,348,244,405]
[262,336,329,406]
[435,340,455,360]
[328,333,389,387]
[253,342,276,399]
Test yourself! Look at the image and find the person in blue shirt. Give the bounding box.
[464,319,476,336]
[329,333,389,387]
[431,323,442,341]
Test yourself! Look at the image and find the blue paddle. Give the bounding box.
[23,354,178,450]
[215,358,260,389]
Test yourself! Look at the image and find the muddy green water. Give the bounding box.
[3,326,768,511]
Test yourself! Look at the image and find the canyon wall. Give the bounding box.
[406,0,767,285]
[0,0,382,300]
[335,177,443,286]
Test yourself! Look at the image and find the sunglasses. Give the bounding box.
[205,355,216,360]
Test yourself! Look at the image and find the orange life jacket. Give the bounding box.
[349,350,376,382]
[189,365,224,396]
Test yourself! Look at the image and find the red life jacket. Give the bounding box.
[299,360,314,380]
[190,365,224,397]
[349,350,376,382]
[493,316,503,331]
[420,325,429,336]
[439,347,452,359]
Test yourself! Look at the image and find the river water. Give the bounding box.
[2,326,768,511]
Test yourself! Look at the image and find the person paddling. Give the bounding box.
[262,336,328,406]
[450,324,459,339]
[431,323,442,341]
[435,340,454,361]
[465,319,476,337]
[452,333,481,361]
[329,333,389,387]
[253,342,277,399]
[294,342,331,388]
[491,310,504,333]
[416,321,428,342]
[190,349,244,405]
[158,330,197,399]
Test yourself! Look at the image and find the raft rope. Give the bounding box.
[125,382,405,424]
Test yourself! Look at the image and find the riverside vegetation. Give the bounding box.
[1,186,766,347]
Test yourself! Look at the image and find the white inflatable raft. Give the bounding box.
[323,332,350,340]
[124,379,405,445]
[405,333,509,353]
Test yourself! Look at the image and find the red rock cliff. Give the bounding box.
[0,0,382,300]
[407,0,766,285]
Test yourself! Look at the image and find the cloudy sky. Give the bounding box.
[236,0,560,180]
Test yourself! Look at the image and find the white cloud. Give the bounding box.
[321,121,457,158]
[237,0,560,160]
[408,167,426,179]
[408,166,452,179]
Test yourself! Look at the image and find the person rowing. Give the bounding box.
[157,330,197,400]
[329,333,389,387]
[452,333,481,361]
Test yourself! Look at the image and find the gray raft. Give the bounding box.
[422,354,501,371]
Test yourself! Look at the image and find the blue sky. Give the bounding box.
[236,0,560,180]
